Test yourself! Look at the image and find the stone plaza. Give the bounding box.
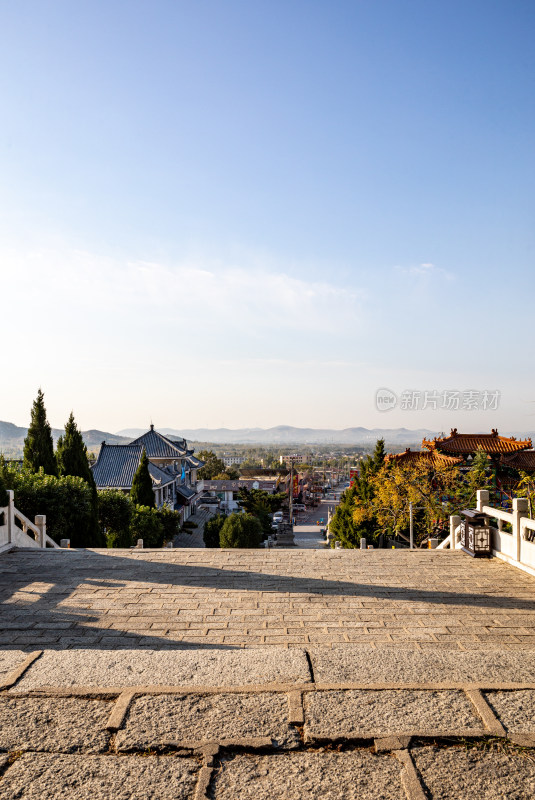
[1,547,535,798]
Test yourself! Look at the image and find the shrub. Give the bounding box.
[0,464,101,547]
[203,515,225,548]
[219,513,262,548]
[0,469,8,507]
[131,505,165,548]
[156,506,181,542]
[97,490,133,548]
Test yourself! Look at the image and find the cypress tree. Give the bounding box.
[56,412,94,484]
[372,438,386,473]
[56,412,105,547]
[130,449,155,508]
[23,389,58,476]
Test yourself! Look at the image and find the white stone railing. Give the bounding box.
[0,490,59,550]
[440,490,535,577]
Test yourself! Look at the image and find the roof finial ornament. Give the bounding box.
[450,428,458,437]
[150,421,154,431]
[491,428,498,437]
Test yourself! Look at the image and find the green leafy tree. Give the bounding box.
[237,487,283,538]
[0,466,8,507]
[515,471,535,519]
[23,389,57,476]
[131,505,165,548]
[219,512,262,548]
[0,462,99,546]
[97,489,133,548]
[197,451,226,479]
[156,506,181,542]
[457,447,494,508]
[130,450,155,508]
[203,514,225,547]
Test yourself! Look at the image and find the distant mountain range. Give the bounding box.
[118,425,443,445]
[0,421,131,454]
[2,420,533,453]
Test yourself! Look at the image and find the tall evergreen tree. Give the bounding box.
[372,438,386,472]
[130,449,155,508]
[56,412,104,546]
[23,389,57,476]
[56,412,94,484]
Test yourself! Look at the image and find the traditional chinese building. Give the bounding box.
[385,448,462,468]
[92,425,205,520]
[386,430,535,501]
[422,429,532,468]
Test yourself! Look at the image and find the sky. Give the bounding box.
[1,0,534,434]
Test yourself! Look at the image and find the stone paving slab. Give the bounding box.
[2,548,535,651]
[0,696,112,753]
[304,689,482,740]
[485,690,535,733]
[310,646,535,685]
[412,745,535,799]
[0,753,199,799]
[116,692,300,750]
[0,651,28,681]
[211,751,405,799]
[10,649,311,690]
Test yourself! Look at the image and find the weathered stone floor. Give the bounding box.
[1,547,535,797]
[1,548,535,651]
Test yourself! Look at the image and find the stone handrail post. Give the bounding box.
[35,515,47,548]
[476,490,490,511]
[6,490,14,545]
[449,515,461,550]
[512,498,529,562]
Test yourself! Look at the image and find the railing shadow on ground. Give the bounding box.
[0,547,534,652]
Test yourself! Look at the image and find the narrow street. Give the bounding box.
[292,492,342,549]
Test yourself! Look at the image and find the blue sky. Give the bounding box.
[2,1,534,433]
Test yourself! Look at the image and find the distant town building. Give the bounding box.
[222,455,244,467]
[279,453,305,466]
[200,478,280,513]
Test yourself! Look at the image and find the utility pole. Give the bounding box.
[289,459,293,527]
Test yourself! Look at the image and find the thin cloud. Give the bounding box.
[395,262,454,280]
[5,246,365,335]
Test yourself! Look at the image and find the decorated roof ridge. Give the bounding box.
[385,449,462,465]
[422,429,532,455]
[500,450,535,471]
[130,426,188,458]
[147,462,176,487]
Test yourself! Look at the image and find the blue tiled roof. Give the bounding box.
[186,455,204,468]
[148,462,175,487]
[92,444,175,489]
[176,484,196,500]
[130,427,187,459]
